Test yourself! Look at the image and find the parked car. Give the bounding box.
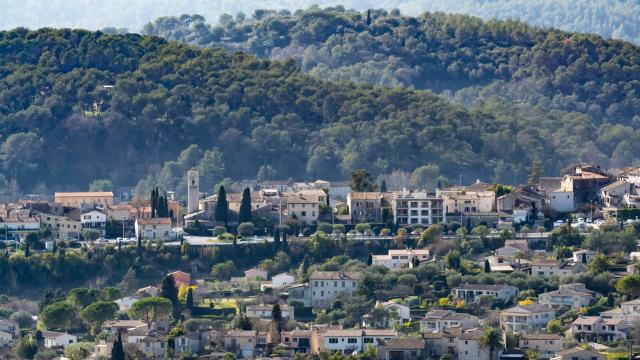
[97,237,107,243]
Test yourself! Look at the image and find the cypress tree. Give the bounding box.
[136,236,141,256]
[281,231,288,252]
[215,186,229,226]
[484,259,491,273]
[239,187,252,223]
[380,180,387,192]
[24,243,30,257]
[273,227,280,249]
[51,239,56,253]
[366,9,371,26]
[111,331,125,360]
[150,188,158,218]
[160,274,180,321]
[186,287,194,313]
[271,304,283,331]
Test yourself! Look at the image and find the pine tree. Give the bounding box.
[111,331,125,360]
[215,186,229,226]
[239,187,252,223]
[527,160,542,187]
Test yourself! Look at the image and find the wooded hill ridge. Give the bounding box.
[1,14,640,198]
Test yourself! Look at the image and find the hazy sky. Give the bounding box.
[0,0,412,31]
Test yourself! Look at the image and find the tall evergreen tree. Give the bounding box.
[271,304,283,331]
[215,185,229,226]
[484,259,491,273]
[160,274,180,320]
[185,287,194,313]
[380,180,387,192]
[24,243,30,257]
[239,187,252,223]
[527,160,542,187]
[273,227,280,249]
[281,231,288,252]
[111,331,125,360]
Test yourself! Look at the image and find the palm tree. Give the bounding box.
[479,327,504,360]
[514,251,524,271]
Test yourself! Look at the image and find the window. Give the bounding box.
[347,338,357,344]
[364,338,373,344]
[329,338,338,344]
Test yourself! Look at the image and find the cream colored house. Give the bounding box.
[539,283,595,309]
[55,192,113,207]
[310,271,362,308]
[39,214,81,240]
[135,218,172,241]
[500,304,555,332]
[519,333,562,359]
[286,194,320,225]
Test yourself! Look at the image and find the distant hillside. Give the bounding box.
[144,9,640,129]
[1,29,634,199]
[2,0,640,44]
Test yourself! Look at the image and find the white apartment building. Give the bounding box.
[309,271,362,308]
[392,191,446,226]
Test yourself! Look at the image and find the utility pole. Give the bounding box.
[122,216,125,239]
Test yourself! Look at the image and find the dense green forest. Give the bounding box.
[143,8,640,125]
[1,24,640,198]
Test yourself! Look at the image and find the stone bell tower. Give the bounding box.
[187,168,199,214]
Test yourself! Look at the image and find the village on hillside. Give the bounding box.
[2,162,640,360]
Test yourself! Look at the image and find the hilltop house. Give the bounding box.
[569,316,629,342]
[500,304,555,332]
[309,271,362,308]
[539,283,595,310]
[135,218,172,241]
[372,249,430,269]
[420,310,480,333]
[531,259,586,277]
[452,283,518,303]
[519,333,562,360]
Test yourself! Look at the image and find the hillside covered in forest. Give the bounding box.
[144,8,640,126]
[3,0,640,45]
[1,25,639,199]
